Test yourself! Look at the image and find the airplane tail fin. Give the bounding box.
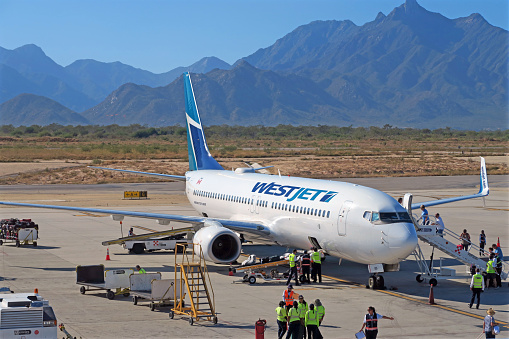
[183,72,223,171]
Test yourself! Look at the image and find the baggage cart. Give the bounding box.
[130,273,180,311]
[231,259,290,284]
[76,264,133,300]
[0,218,39,247]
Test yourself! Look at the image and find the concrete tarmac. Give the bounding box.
[0,175,507,338]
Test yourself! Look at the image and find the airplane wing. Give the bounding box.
[88,166,186,181]
[0,201,271,237]
[410,157,489,209]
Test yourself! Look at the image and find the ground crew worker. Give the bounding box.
[305,304,322,339]
[486,255,496,288]
[286,249,301,286]
[286,301,300,339]
[297,295,308,339]
[276,301,288,339]
[359,306,394,339]
[314,299,325,325]
[283,285,299,312]
[311,248,322,283]
[300,251,311,283]
[469,268,484,309]
[128,227,135,236]
[135,265,146,274]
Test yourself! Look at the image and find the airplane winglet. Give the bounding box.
[477,156,489,196]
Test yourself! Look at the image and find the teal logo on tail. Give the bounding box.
[183,73,223,171]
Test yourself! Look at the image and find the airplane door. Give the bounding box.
[337,201,352,236]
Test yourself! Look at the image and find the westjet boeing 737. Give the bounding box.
[0,73,489,287]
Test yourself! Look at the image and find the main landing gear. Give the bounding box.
[366,274,385,290]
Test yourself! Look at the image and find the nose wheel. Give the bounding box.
[367,275,385,290]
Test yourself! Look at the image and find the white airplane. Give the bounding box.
[0,72,489,288]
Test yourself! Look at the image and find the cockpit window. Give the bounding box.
[368,211,413,224]
[371,212,380,222]
[380,212,399,222]
[397,212,412,222]
[363,211,372,221]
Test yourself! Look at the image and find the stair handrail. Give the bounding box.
[196,244,215,316]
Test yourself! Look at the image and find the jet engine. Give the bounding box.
[193,221,242,264]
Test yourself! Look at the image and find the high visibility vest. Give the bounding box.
[289,253,296,267]
[297,301,308,319]
[301,255,311,267]
[305,310,319,326]
[486,260,496,273]
[311,251,321,264]
[365,313,378,330]
[473,274,483,289]
[288,308,300,323]
[316,305,325,322]
[276,306,287,322]
[138,268,146,274]
[284,290,294,306]
[495,253,502,268]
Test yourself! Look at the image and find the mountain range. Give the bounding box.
[0,0,507,130]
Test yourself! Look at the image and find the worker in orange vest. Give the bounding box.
[283,284,299,312]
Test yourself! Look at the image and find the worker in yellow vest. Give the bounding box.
[311,248,322,283]
[297,295,308,339]
[135,265,146,274]
[286,249,301,286]
[314,299,325,325]
[486,255,496,288]
[276,301,288,339]
[469,268,484,309]
[305,304,322,339]
[286,301,301,339]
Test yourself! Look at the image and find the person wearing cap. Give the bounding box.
[297,295,308,339]
[314,299,325,325]
[305,304,321,339]
[483,308,498,338]
[469,268,484,309]
[283,285,299,312]
[276,301,288,339]
[286,249,301,287]
[286,301,300,339]
[359,306,394,339]
[135,265,146,274]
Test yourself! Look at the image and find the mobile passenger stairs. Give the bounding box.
[412,214,508,286]
[170,243,217,326]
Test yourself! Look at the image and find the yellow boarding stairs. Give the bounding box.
[170,243,217,325]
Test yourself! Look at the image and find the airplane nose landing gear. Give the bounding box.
[367,274,385,290]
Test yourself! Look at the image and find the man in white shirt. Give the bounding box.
[435,213,445,237]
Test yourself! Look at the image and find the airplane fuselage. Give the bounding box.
[185,170,418,265]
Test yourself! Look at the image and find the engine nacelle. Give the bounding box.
[193,221,242,264]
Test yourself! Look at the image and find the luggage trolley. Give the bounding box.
[0,218,39,247]
[76,264,133,300]
[130,273,180,311]
[232,259,290,284]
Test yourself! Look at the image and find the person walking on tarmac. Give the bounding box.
[300,251,311,284]
[135,265,146,274]
[311,248,322,283]
[297,295,308,339]
[469,268,484,309]
[283,285,299,312]
[492,243,503,288]
[359,306,394,339]
[314,299,325,326]
[286,249,301,286]
[286,301,301,339]
[276,301,288,339]
[305,304,322,339]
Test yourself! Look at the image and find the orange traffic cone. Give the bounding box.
[34,288,38,294]
[428,285,435,305]
[497,237,500,248]
[106,248,111,261]
[228,263,234,276]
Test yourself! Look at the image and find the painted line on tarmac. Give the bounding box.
[323,274,509,329]
[74,212,106,217]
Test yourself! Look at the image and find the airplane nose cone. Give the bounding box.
[388,223,418,260]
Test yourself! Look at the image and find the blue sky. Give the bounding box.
[0,0,507,73]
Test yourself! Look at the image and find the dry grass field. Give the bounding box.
[0,135,507,184]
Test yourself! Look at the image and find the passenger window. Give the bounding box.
[327,211,330,218]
